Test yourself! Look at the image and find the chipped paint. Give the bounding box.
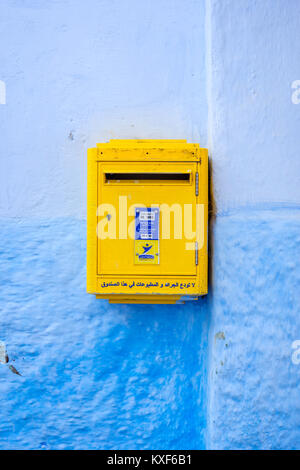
[0,341,9,364]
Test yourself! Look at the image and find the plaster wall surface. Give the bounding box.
[0,0,209,449]
[0,0,300,450]
[207,0,300,449]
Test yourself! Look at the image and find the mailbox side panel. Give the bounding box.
[198,148,208,295]
[87,147,98,293]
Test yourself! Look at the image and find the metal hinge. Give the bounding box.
[195,172,199,196]
[195,241,198,265]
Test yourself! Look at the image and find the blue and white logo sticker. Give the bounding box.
[135,208,159,264]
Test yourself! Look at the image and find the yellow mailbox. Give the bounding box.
[87,140,208,304]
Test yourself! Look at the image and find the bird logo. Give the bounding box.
[142,243,153,254]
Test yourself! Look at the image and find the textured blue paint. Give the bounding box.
[0,219,209,449]
[208,208,300,449]
[1,0,300,450]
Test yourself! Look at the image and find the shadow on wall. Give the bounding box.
[208,156,216,295]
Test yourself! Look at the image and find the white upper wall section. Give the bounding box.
[208,0,300,211]
[0,0,207,218]
[1,0,299,218]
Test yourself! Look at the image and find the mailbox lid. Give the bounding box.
[97,161,198,276]
[96,139,200,162]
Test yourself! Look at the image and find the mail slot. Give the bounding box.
[105,173,191,182]
[87,139,208,304]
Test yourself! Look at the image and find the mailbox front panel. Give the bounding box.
[97,162,198,276]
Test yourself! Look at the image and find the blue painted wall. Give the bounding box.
[0,0,299,449]
[0,0,209,449]
[0,220,209,449]
[207,0,300,449]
